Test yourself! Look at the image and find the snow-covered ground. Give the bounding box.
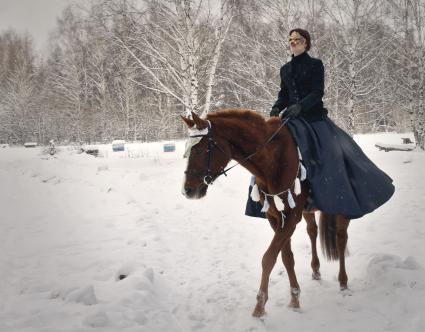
[1,133,424,332]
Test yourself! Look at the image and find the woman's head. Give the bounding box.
[289,28,311,55]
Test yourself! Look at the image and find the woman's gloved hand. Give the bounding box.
[282,104,302,119]
[270,106,281,117]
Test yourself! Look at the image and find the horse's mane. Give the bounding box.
[206,109,267,125]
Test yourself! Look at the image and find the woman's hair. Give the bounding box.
[289,28,311,51]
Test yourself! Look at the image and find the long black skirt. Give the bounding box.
[245,116,395,220]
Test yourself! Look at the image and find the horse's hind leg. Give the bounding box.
[303,211,321,280]
[336,215,350,290]
[281,239,301,308]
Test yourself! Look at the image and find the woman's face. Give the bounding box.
[289,32,307,56]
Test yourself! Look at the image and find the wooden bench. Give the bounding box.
[375,143,415,152]
[80,148,99,157]
[24,142,37,148]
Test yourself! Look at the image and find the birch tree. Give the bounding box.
[110,0,233,117]
[324,0,387,132]
[385,0,425,148]
[0,31,39,144]
[47,7,92,142]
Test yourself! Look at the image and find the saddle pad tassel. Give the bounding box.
[287,190,296,209]
[280,211,286,228]
[294,178,301,196]
[250,176,256,186]
[261,198,270,213]
[300,164,307,181]
[273,195,285,211]
[251,184,261,202]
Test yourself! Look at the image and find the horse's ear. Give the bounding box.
[181,115,195,128]
[191,111,208,130]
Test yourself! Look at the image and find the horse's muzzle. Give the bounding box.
[184,186,193,196]
[182,183,208,199]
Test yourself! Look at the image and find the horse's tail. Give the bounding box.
[319,212,339,261]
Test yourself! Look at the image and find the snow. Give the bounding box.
[0,133,424,332]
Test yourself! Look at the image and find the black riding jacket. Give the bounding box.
[273,52,327,121]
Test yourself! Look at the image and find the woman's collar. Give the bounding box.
[292,51,309,62]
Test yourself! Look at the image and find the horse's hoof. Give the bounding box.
[252,307,266,318]
[289,305,302,313]
[340,287,352,296]
[288,299,300,309]
[287,287,301,309]
[252,291,267,317]
[312,271,321,280]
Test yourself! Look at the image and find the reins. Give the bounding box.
[205,117,290,185]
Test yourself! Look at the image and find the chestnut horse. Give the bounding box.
[181,109,350,317]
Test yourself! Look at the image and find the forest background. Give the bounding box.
[0,0,424,149]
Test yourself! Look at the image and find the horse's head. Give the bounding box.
[181,112,231,199]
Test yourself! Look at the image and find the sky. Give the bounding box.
[0,0,73,53]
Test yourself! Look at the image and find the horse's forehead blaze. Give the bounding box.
[184,136,204,158]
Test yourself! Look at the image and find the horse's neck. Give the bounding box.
[217,118,298,190]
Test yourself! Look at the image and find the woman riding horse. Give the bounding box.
[245,28,395,315]
[181,28,394,318]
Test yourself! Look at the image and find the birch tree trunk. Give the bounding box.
[386,0,425,149]
[108,0,233,117]
[201,0,233,117]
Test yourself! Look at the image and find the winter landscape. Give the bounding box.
[1,133,424,332]
[1,0,425,331]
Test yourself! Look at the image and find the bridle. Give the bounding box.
[185,117,290,186]
[184,120,228,185]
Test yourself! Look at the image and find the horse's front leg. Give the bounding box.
[252,217,297,317]
[281,238,301,308]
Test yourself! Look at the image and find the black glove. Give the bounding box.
[270,106,281,117]
[282,104,302,119]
